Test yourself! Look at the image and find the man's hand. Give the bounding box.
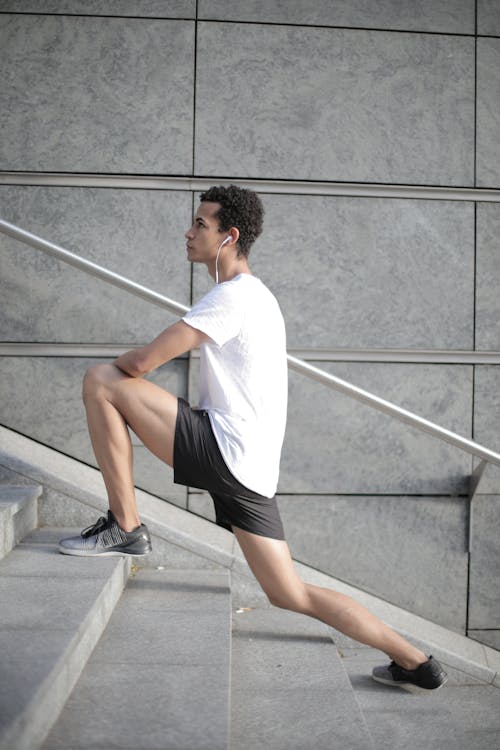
[114,320,208,377]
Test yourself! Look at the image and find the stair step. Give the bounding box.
[42,568,232,750]
[230,607,374,750]
[0,484,41,561]
[1,426,499,691]
[0,528,130,750]
[336,639,500,750]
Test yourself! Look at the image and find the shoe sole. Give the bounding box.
[58,545,152,557]
[372,673,448,694]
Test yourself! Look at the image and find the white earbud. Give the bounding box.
[220,236,231,247]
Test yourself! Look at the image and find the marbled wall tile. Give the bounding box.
[195,23,474,185]
[476,203,500,351]
[281,362,473,494]
[0,356,188,504]
[0,1,196,16]
[187,352,201,405]
[477,38,500,188]
[189,354,473,494]
[188,491,216,523]
[474,461,500,498]
[0,14,194,173]
[0,186,192,342]
[279,494,468,631]
[468,495,500,628]
[130,445,188,509]
[469,630,500,651]
[192,194,475,349]
[478,0,500,35]
[473,367,500,446]
[473,366,500,494]
[199,0,475,34]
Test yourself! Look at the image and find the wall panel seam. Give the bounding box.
[0,12,483,37]
[1,11,497,40]
[474,9,478,188]
[156,17,481,38]
[192,1,198,175]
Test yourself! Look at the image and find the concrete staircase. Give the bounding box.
[1,425,500,750]
[42,566,232,750]
[0,516,130,750]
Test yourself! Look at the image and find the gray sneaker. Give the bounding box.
[59,510,152,557]
[372,656,448,693]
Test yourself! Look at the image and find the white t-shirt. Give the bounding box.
[182,273,288,497]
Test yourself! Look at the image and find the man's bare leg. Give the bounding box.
[233,526,427,670]
[82,363,178,531]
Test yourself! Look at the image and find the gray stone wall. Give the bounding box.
[1,2,499,642]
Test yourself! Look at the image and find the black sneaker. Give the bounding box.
[372,656,448,693]
[58,510,152,557]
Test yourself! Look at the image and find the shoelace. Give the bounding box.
[81,515,109,539]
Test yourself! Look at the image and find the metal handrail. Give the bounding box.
[2,217,500,469]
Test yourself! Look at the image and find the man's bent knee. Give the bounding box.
[82,363,123,402]
[266,582,311,614]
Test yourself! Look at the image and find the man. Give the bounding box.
[59,185,447,693]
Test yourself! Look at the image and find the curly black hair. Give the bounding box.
[199,185,264,258]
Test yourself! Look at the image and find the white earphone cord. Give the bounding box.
[215,236,231,285]
[215,244,222,285]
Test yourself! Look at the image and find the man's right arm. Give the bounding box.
[114,320,208,378]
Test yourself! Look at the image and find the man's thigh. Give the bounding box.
[97,365,179,466]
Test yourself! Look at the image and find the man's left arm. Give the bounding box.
[114,320,208,377]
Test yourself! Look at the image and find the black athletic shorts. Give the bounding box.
[173,397,285,540]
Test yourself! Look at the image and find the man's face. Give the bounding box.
[185,201,224,265]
